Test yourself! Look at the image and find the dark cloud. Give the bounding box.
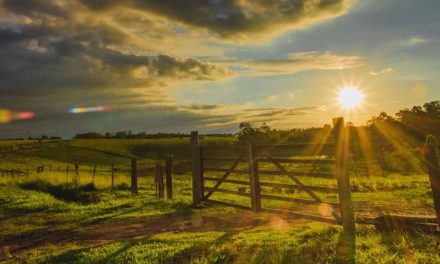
[179,104,225,111]
[78,0,354,39]
[0,24,232,109]
[3,0,70,17]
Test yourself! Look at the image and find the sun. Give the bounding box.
[338,87,365,109]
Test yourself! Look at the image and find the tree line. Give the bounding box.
[74,131,234,139]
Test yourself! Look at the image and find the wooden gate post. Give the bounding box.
[165,155,173,200]
[92,165,96,184]
[424,135,440,228]
[333,117,355,263]
[131,158,138,195]
[191,131,202,206]
[111,164,115,189]
[248,143,261,212]
[156,162,164,198]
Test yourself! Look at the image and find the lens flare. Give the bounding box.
[69,106,110,114]
[0,109,35,123]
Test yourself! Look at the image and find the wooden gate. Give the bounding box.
[191,118,354,229]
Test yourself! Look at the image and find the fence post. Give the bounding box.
[333,117,355,263]
[200,147,205,201]
[111,164,115,189]
[92,165,96,184]
[131,158,138,195]
[248,143,261,212]
[156,161,164,198]
[191,131,202,206]
[165,155,173,200]
[424,135,440,228]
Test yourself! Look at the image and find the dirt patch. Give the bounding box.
[0,211,310,261]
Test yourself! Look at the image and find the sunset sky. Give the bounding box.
[0,0,439,137]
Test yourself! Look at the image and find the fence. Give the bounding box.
[191,117,355,260]
[190,117,440,262]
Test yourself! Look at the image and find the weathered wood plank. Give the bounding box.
[204,177,338,193]
[203,157,247,162]
[333,117,355,263]
[248,143,261,212]
[204,187,251,197]
[204,177,249,185]
[191,131,202,206]
[131,158,138,195]
[204,168,248,174]
[165,155,173,200]
[256,143,334,148]
[260,194,340,207]
[259,181,339,193]
[258,170,336,178]
[258,158,334,164]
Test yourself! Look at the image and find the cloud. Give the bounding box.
[369,67,393,76]
[229,51,363,76]
[0,0,357,135]
[76,0,355,42]
[408,37,428,46]
[0,21,234,111]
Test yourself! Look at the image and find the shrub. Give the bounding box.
[382,148,424,173]
[20,180,99,204]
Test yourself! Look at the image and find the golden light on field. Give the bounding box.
[338,87,365,109]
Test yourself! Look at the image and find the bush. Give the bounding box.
[382,148,424,173]
[20,181,100,204]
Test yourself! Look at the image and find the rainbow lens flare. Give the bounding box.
[69,106,110,114]
[0,109,35,123]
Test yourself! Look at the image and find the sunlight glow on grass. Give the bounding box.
[338,87,365,109]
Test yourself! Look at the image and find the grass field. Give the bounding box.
[0,138,439,263]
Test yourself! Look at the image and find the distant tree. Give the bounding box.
[74,132,104,139]
[114,131,127,139]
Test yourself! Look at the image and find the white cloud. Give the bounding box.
[402,37,429,47]
[228,51,363,76]
[369,67,393,76]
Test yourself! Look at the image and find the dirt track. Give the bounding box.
[0,211,311,261]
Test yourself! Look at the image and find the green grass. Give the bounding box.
[1,184,438,264]
[1,138,439,263]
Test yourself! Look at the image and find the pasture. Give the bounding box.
[0,138,439,263]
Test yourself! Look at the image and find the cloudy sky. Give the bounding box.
[0,0,439,137]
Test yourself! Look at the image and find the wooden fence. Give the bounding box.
[191,118,352,223]
[154,155,174,199]
[191,117,355,259]
[190,118,440,262]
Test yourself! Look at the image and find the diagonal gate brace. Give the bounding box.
[262,150,341,222]
[204,153,247,200]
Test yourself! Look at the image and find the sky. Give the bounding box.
[0,0,439,138]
